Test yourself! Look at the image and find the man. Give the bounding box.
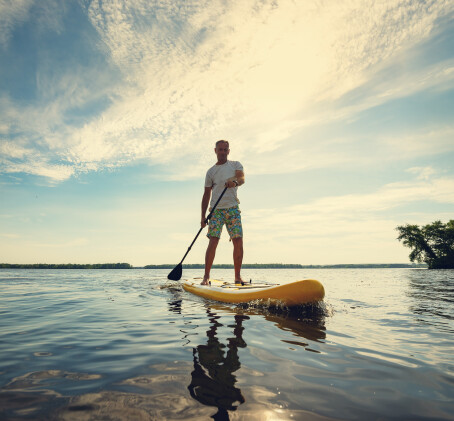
[201,140,245,285]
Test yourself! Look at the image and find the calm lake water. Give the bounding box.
[0,268,453,420]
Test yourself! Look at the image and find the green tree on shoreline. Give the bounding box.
[396,220,454,269]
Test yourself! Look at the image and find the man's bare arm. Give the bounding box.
[201,187,211,227]
[235,170,245,186]
[226,170,245,187]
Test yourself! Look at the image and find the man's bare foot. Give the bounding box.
[234,278,245,285]
[201,276,210,285]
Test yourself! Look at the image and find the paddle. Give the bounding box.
[167,186,228,281]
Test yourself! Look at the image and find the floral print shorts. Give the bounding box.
[207,206,243,239]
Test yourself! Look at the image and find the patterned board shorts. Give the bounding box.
[207,206,243,239]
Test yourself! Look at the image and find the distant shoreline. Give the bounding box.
[1,263,427,269]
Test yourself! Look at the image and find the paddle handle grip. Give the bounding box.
[179,186,228,264]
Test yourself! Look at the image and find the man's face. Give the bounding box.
[215,143,229,161]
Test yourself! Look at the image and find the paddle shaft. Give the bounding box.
[178,186,228,265]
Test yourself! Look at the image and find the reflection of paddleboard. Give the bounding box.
[183,279,325,307]
[208,302,327,343]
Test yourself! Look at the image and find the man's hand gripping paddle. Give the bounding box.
[167,187,228,281]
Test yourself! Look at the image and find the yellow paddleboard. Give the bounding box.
[182,279,325,307]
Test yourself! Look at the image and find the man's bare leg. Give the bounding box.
[202,237,219,285]
[232,237,244,284]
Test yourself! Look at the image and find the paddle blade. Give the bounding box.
[167,263,183,281]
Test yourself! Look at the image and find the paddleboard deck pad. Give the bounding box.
[183,279,325,307]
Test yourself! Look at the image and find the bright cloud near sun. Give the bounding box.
[1,0,453,181]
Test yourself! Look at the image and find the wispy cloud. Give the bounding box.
[242,173,454,263]
[406,166,437,181]
[2,160,74,181]
[0,140,30,158]
[1,232,20,239]
[0,0,33,48]
[0,0,453,181]
[245,173,454,230]
[380,126,454,158]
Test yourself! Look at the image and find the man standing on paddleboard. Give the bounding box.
[201,140,245,285]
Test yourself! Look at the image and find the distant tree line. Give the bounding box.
[296,264,426,269]
[397,220,454,269]
[0,263,132,269]
[143,263,425,269]
[144,263,304,269]
[1,263,427,270]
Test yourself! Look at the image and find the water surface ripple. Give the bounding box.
[0,268,453,420]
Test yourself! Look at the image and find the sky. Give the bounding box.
[1,0,453,266]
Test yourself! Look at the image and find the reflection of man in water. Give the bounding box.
[188,309,248,420]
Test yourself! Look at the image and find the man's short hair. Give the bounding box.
[215,139,229,148]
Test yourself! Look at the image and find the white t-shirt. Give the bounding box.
[205,160,243,209]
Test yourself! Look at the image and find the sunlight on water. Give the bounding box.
[0,268,453,420]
